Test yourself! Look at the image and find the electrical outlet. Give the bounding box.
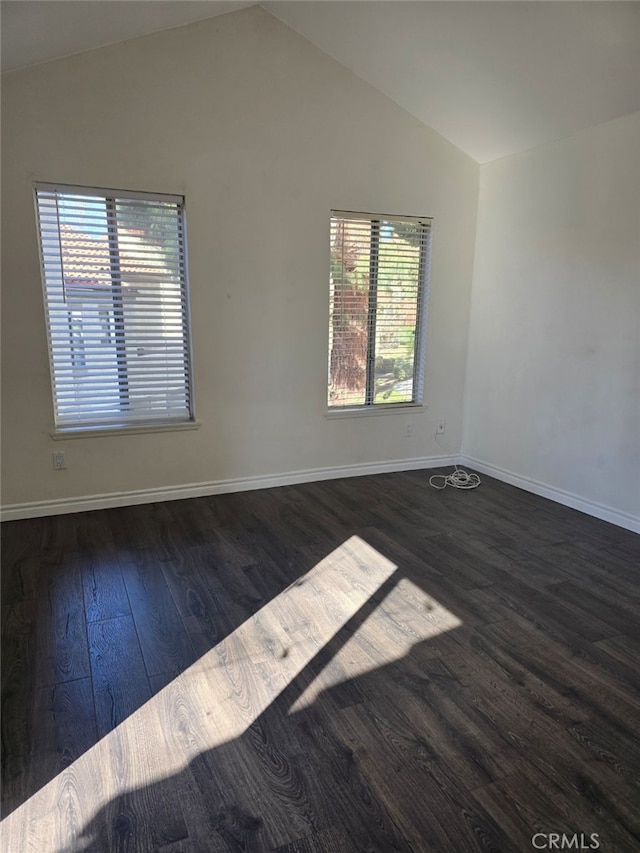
[436,419,446,435]
[404,422,413,438]
[53,450,67,470]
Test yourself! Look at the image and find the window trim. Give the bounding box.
[34,182,197,436]
[325,403,426,420]
[50,419,202,440]
[327,210,432,413]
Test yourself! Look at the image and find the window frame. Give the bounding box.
[34,182,197,437]
[327,210,432,414]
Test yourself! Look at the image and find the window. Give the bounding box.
[34,183,194,431]
[328,211,432,409]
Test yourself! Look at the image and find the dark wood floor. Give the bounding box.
[2,470,640,852]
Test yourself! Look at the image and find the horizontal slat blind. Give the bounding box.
[328,212,431,409]
[34,183,194,429]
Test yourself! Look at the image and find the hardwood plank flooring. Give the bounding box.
[1,469,639,851]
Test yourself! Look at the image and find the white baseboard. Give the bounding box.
[0,454,458,521]
[460,455,640,535]
[4,454,636,534]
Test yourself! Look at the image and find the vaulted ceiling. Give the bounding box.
[2,1,639,163]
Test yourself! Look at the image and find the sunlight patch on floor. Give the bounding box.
[1,536,461,852]
[289,574,462,713]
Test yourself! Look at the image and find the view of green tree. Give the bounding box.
[329,216,426,407]
[328,220,370,405]
[115,201,182,267]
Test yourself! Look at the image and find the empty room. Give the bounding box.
[1,1,639,851]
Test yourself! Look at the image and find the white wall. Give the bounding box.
[0,7,479,512]
[463,113,640,525]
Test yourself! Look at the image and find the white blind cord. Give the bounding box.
[429,466,481,490]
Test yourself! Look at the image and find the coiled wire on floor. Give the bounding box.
[429,466,481,490]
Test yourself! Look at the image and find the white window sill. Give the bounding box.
[51,420,202,440]
[326,404,426,420]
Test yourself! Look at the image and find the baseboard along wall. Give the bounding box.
[0,455,458,521]
[2,453,637,534]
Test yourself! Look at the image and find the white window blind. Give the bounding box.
[34,183,194,431]
[328,211,432,409]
